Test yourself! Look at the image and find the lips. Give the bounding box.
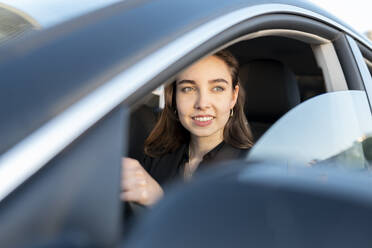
[192,115,214,127]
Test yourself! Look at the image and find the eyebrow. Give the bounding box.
[209,78,228,84]
[177,79,196,85]
[177,78,229,85]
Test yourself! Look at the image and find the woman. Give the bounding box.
[122,50,254,206]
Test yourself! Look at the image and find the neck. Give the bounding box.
[189,132,223,160]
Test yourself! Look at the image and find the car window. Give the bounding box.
[243,33,372,171]
[129,34,363,170]
[248,90,372,169]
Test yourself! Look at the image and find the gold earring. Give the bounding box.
[230,108,234,117]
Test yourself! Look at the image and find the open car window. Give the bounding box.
[248,90,372,169]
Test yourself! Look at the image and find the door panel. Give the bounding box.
[0,107,127,248]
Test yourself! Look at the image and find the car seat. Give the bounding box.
[239,59,301,140]
[127,96,160,162]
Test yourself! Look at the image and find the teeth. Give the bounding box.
[194,116,213,122]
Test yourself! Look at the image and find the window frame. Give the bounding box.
[354,38,372,113]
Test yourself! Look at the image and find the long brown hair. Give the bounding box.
[144,50,254,157]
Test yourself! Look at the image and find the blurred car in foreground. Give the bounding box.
[1,0,372,247]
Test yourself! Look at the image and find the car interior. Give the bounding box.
[123,33,333,226]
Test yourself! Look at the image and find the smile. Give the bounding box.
[192,115,215,127]
[192,116,214,121]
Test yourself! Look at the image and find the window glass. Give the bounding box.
[248,90,372,170]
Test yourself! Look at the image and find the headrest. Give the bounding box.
[239,60,300,122]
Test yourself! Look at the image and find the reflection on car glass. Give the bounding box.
[313,135,372,171]
[248,91,372,169]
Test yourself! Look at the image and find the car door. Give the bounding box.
[0,2,135,247]
[1,0,372,247]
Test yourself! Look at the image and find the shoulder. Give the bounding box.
[199,142,249,170]
[215,142,250,161]
[141,144,188,185]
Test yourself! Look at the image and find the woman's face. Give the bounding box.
[175,55,239,141]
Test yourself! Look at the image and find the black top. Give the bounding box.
[142,141,249,186]
[123,142,249,229]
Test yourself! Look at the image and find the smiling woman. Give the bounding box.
[121,50,254,206]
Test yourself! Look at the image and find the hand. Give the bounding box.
[121,157,164,206]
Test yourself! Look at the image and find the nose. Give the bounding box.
[194,89,211,110]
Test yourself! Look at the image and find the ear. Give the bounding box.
[230,85,239,108]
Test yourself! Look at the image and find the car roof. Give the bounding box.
[0,0,358,33]
[0,0,370,161]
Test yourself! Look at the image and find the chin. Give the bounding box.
[189,128,219,138]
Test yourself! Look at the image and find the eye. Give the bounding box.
[181,86,194,93]
[212,86,225,92]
